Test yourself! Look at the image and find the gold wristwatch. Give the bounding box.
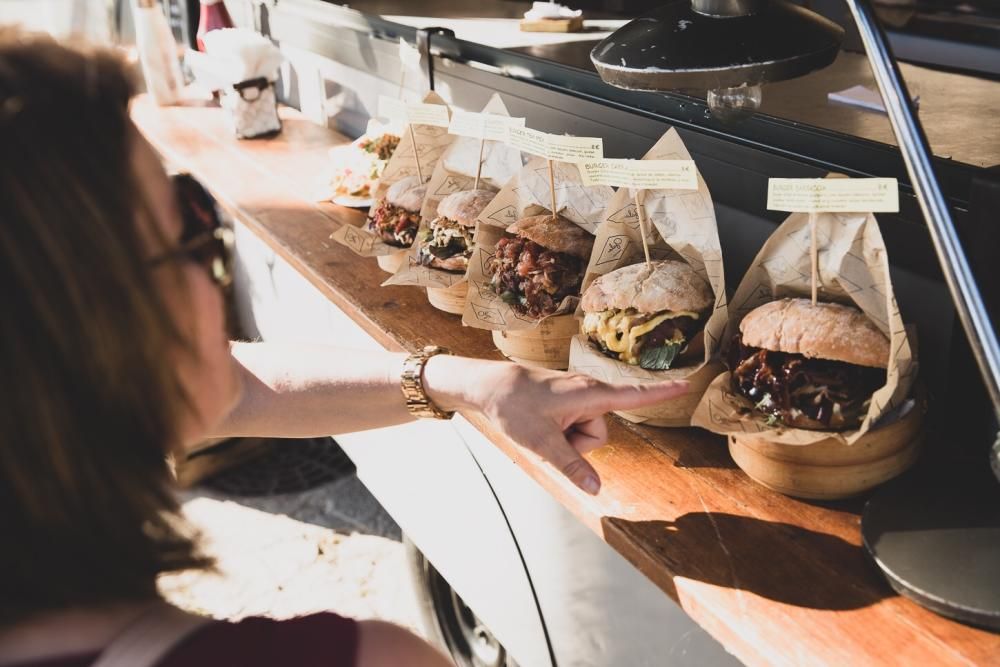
[400,346,455,420]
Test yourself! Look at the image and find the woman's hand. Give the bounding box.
[424,357,688,496]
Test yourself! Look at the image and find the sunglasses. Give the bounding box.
[150,173,234,288]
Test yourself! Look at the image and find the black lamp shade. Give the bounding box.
[591,0,845,91]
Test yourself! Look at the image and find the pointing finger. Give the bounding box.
[592,380,689,413]
[536,431,601,496]
[566,415,607,455]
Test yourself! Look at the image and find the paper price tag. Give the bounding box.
[505,125,603,161]
[767,178,899,213]
[577,159,698,190]
[378,95,451,128]
[448,110,525,142]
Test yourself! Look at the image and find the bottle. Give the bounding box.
[132,0,184,105]
[196,0,235,52]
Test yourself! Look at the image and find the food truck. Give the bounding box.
[124,0,1000,664]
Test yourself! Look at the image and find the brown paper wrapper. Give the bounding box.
[462,158,614,330]
[331,92,454,258]
[691,187,919,446]
[384,94,522,289]
[568,128,728,402]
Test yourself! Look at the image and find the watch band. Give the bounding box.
[400,346,454,420]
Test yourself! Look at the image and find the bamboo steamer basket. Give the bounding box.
[728,390,927,500]
[426,281,468,315]
[376,250,407,274]
[615,360,726,428]
[492,314,579,370]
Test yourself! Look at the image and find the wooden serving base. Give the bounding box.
[492,314,579,370]
[615,360,726,428]
[376,250,407,274]
[426,281,468,315]
[519,16,584,32]
[729,394,927,500]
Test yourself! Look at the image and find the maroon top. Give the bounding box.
[13,613,358,667]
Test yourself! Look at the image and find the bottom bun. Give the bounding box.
[428,255,468,273]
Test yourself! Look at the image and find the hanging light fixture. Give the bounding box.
[590,0,844,120]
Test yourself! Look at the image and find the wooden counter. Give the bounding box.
[132,97,999,666]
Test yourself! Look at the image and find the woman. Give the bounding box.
[0,30,685,666]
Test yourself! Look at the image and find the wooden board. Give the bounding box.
[131,97,1000,667]
[519,16,584,33]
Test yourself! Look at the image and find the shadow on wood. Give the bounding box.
[603,513,891,611]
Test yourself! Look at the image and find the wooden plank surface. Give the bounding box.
[132,97,1000,666]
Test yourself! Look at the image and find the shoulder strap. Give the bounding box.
[91,603,215,667]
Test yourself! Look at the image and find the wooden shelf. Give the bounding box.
[132,97,1000,666]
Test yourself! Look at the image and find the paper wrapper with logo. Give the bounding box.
[383,94,523,313]
[691,187,924,499]
[568,129,727,427]
[462,158,614,369]
[331,92,454,272]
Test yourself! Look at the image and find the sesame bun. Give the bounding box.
[385,176,427,213]
[739,298,889,369]
[581,260,713,315]
[506,214,593,260]
[436,189,496,227]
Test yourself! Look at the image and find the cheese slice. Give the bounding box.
[583,309,698,365]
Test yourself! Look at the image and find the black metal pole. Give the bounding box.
[845,0,1000,426]
[853,0,1000,631]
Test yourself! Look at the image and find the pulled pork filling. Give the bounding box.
[487,236,584,319]
[582,309,703,370]
[358,133,400,161]
[728,333,885,430]
[367,200,420,247]
[418,217,475,270]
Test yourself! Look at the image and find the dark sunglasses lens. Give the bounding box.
[173,174,220,240]
[170,173,233,286]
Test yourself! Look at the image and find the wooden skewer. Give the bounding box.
[474,138,486,191]
[635,191,652,267]
[809,211,819,305]
[548,158,557,221]
[409,124,424,183]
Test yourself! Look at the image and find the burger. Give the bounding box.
[581,260,713,371]
[728,298,889,430]
[367,175,426,247]
[486,214,593,319]
[418,189,495,273]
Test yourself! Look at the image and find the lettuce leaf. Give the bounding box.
[639,341,684,371]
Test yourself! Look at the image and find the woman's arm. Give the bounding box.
[213,341,687,495]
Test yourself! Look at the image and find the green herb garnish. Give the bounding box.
[500,290,520,305]
[639,341,685,371]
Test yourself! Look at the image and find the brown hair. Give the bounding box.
[0,29,209,623]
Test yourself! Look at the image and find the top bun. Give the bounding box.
[506,214,593,260]
[739,298,889,368]
[385,176,427,213]
[581,260,713,315]
[436,189,496,227]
